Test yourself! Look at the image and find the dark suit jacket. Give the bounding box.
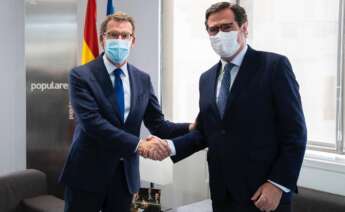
[171,46,307,204]
[59,55,189,194]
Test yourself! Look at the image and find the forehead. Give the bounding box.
[207,8,237,27]
[106,20,133,32]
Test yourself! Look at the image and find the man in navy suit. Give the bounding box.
[59,12,193,212]
[146,2,307,212]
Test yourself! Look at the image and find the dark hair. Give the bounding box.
[99,11,135,44]
[205,2,247,29]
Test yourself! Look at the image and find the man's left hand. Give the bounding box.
[251,182,283,211]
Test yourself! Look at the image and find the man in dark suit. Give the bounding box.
[59,12,193,212]
[147,2,307,212]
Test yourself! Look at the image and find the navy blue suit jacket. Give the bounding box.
[172,46,307,204]
[59,55,189,193]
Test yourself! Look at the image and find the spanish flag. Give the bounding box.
[81,0,99,65]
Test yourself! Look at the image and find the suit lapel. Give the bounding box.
[124,63,137,126]
[90,55,123,124]
[207,62,223,121]
[223,46,259,119]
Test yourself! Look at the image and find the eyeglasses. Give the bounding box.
[207,23,235,36]
[104,31,133,40]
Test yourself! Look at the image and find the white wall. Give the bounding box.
[160,0,210,209]
[298,150,345,196]
[0,0,26,174]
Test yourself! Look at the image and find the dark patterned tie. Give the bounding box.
[114,68,125,123]
[217,63,234,118]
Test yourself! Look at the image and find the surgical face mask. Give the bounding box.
[105,39,131,64]
[209,31,240,58]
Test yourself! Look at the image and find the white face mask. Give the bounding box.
[209,31,240,58]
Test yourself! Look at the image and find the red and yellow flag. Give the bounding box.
[81,0,99,64]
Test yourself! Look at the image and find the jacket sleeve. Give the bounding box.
[268,56,307,192]
[69,68,139,157]
[143,76,190,139]
[171,113,207,163]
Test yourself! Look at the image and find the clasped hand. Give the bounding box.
[137,135,171,161]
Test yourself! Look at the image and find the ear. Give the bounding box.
[241,22,249,37]
[100,41,104,51]
[101,35,106,50]
[131,36,136,48]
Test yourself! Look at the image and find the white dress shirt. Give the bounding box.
[216,44,247,98]
[168,44,290,193]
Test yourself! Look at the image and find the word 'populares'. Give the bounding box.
[30,81,68,92]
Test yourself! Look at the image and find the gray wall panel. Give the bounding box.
[0,0,25,175]
[26,0,78,197]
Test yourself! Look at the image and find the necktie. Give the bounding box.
[217,63,234,118]
[114,68,125,123]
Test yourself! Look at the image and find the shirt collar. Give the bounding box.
[220,44,248,68]
[103,54,128,77]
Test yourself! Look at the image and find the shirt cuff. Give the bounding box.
[166,139,176,156]
[268,180,290,193]
[135,139,143,153]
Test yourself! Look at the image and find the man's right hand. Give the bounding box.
[189,118,198,131]
[137,135,171,161]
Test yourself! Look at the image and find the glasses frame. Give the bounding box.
[104,31,134,40]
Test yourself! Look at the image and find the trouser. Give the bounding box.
[64,162,132,212]
[212,191,291,212]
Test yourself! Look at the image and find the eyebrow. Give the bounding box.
[209,22,234,28]
[106,30,132,34]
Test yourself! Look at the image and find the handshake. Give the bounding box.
[137,135,171,161]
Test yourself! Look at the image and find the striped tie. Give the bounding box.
[217,63,234,118]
